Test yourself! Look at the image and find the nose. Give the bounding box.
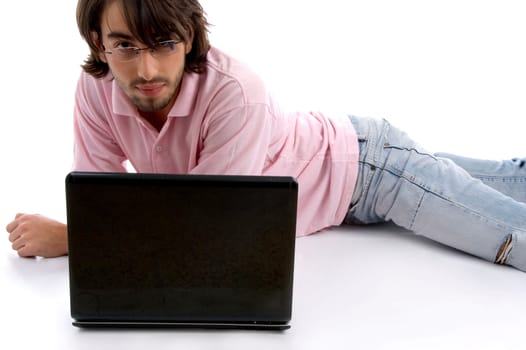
[136,50,159,81]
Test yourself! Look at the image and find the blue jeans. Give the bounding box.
[345,116,526,272]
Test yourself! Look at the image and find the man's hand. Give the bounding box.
[6,214,68,258]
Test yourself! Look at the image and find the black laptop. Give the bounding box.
[66,172,298,330]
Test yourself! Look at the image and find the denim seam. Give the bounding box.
[409,189,426,230]
[349,159,376,211]
[349,115,381,211]
[375,163,525,234]
[382,145,438,175]
[374,119,390,163]
[428,191,524,235]
[473,176,526,183]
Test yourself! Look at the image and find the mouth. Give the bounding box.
[135,83,166,97]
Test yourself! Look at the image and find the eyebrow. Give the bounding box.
[106,31,136,41]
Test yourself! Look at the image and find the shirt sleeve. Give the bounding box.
[72,75,128,172]
[190,103,274,175]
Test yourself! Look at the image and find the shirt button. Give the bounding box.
[155,146,163,153]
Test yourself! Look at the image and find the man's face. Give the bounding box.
[98,1,192,114]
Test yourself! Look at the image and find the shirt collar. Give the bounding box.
[111,71,200,118]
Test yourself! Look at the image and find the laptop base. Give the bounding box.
[73,321,291,330]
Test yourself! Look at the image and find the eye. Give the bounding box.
[157,40,176,50]
[115,41,136,50]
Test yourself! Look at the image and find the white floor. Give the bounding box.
[2,223,525,350]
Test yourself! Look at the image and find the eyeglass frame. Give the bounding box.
[102,39,182,62]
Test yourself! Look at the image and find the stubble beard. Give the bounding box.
[131,91,174,113]
[116,75,181,113]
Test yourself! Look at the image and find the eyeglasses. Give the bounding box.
[103,40,181,62]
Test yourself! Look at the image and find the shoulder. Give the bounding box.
[75,70,112,103]
[204,47,270,105]
[74,70,115,121]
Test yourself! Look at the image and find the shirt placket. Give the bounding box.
[149,120,171,173]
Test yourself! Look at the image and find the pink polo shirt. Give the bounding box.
[73,46,359,236]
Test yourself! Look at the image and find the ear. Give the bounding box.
[90,31,108,63]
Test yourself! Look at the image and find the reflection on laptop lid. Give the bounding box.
[66,172,297,330]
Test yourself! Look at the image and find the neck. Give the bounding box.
[139,109,169,132]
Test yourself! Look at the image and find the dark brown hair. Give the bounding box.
[76,0,210,78]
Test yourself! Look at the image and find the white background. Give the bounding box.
[1,3,526,350]
[1,0,525,227]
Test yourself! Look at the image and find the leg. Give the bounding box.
[434,153,526,204]
[346,116,526,272]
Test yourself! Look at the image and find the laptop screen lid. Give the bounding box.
[66,172,297,329]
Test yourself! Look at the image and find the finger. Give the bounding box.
[17,245,36,258]
[7,220,28,240]
[6,213,26,233]
[6,220,18,233]
[12,237,26,251]
[8,230,21,243]
[7,221,24,240]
